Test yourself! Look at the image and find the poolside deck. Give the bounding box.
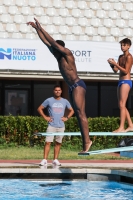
[0,159,133,169]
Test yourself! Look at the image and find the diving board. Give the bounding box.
[34,132,133,136]
[78,146,133,155]
[34,132,133,156]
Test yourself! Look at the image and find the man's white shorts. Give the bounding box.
[45,126,65,143]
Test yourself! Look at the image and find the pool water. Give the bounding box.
[0,180,133,200]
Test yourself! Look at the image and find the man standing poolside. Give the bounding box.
[28,18,92,152]
[37,85,74,166]
[107,38,133,133]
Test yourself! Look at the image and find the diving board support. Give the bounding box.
[34,132,133,136]
[120,151,133,158]
[78,146,133,155]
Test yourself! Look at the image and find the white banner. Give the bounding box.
[0,39,133,73]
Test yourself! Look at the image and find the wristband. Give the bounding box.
[110,64,114,69]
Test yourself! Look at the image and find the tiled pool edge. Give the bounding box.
[0,168,133,183]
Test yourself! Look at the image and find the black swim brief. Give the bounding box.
[68,79,87,93]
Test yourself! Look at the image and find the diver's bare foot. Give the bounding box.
[112,128,125,133]
[80,140,92,153]
[125,126,133,132]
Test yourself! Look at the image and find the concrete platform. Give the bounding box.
[0,159,133,169]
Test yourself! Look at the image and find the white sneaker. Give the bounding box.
[52,159,61,166]
[39,159,47,166]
